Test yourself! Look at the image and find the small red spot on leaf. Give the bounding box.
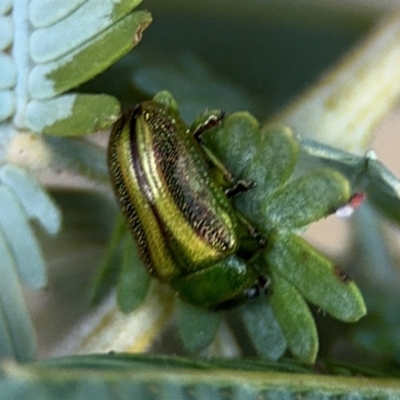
[349,192,365,208]
[336,192,366,218]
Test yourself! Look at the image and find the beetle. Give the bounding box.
[108,93,268,309]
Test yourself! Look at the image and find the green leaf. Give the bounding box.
[26,94,121,135]
[366,157,400,224]
[0,167,60,363]
[0,91,14,121]
[243,124,299,194]
[0,380,39,400]
[265,233,366,322]
[269,272,318,364]
[234,124,299,220]
[200,112,299,201]
[25,352,399,376]
[153,90,180,112]
[0,186,47,289]
[299,138,400,229]
[262,169,350,232]
[232,385,260,399]
[72,381,113,400]
[0,304,14,360]
[7,0,151,142]
[0,233,36,361]
[114,382,149,399]
[0,165,61,235]
[201,112,261,180]
[190,385,222,400]
[240,297,287,360]
[3,354,400,399]
[159,382,187,400]
[117,232,151,314]
[0,53,15,89]
[29,10,152,100]
[29,0,143,63]
[177,301,221,352]
[29,0,86,28]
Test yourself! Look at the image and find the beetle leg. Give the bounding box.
[201,145,234,187]
[193,111,225,142]
[225,180,255,198]
[244,275,270,298]
[235,210,266,247]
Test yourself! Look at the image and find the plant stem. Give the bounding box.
[273,9,400,154]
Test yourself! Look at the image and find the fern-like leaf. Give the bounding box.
[0,0,151,361]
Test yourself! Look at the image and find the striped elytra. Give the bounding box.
[108,97,266,308]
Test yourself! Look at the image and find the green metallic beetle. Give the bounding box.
[108,94,268,309]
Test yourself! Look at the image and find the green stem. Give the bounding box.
[3,358,400,398]
[273,9,400,154]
